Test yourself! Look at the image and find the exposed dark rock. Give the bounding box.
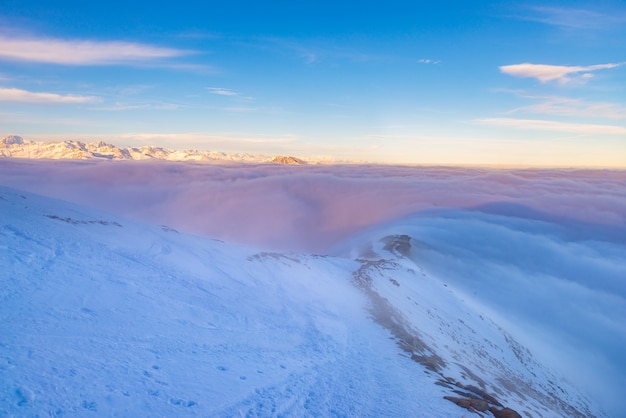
[45,214,122,227]
[444,396,489,412]
[489,406,523,418]
[352,259,446,373]
[352,244,593,418]
[382,234,412,257]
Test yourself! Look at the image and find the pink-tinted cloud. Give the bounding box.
[475,118,626,135]
[0,87,99,104]
[0,160,624,251]
[0,35,190,65]
[499,62,623,84]
[507,95,626,119]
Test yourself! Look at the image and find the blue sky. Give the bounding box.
[1,0,625,166]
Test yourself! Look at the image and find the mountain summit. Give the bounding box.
[1,135,26,145]
[271,155,307,164]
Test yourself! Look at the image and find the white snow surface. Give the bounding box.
[0,186,609,417]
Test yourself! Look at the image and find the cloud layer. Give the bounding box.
[1,160,624,251]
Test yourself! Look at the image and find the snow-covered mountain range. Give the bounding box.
[0,135,307,164]
[0,186,607,417]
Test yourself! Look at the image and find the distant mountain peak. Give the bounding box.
[1,135,27,145]
[0,136,310,164]
[271,155,307,165]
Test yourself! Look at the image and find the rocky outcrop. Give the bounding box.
[353,233,595,418]
[489,407,523,418]
[443,396,489,412]
[382,234,412,257]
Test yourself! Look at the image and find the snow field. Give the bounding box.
[1,187,464,417]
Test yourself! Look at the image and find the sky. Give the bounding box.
[0,0,625,166]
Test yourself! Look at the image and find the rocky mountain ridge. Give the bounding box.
[0,135,306,164]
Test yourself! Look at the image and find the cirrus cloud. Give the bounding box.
[208,87,238,96]
[0,35,191,66]
[0,87,99,104]
[475,117,626,135]
[417,58,441,64]
[207,87,254,101]
[520,6,626,30]
[500,62,624,84]
[508,95,626,120]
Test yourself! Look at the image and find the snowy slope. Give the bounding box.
[0,187,607,417]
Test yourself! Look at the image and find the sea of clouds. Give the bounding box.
[1,159,625,414]
[2,160,624,251]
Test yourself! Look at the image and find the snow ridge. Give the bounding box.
[351,234,598,417]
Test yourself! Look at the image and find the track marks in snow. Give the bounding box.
[15,387,34,407]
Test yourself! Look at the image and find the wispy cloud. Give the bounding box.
[208,87,239,96]
[0,87,99,104]
[520,6,626,30]
[91,102,182,111]
[0,111,106,127]
[223,106,259,113]
[0,35,191,65]
[476,117,626,135]
[222,106,286,114]
[253,37,382,65]
[508,95,626,120]
[417,58,441,64]
[301,51,318,64]
[500,62,624,84]
[207,87,254,103]
[113,132,300,147]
